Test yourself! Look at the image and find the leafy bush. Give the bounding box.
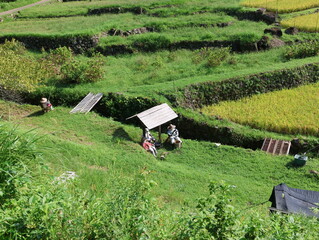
[181,181,240,239]
[0,125,37,206]
[0,171,175,239]
[43,47,105,84]
[0,40,46,93]
[284,40,319,60]
[1,158,319,240]
[193,47,232,67]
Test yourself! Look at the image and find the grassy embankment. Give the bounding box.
[0,0,40,12]
[1,100,319,210]
[17,0,239,18]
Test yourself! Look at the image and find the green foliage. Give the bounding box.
[0,40,46,93]
[0,125,37,206]
[133,34,171,51]
[0,38,26,54]
[2,157,319,240]
[182,181,240,239]
[193,47,232,67]
[177,62,319,109]
[0,35,97,54]
[284,40,319,60]
[43,46,73,66]
[0,171,174,239]
[43,47,105,84]
[0,0,16,2]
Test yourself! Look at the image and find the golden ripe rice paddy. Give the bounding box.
[241,0,319,13]
[281,13,319,32]
[201,83,319,136]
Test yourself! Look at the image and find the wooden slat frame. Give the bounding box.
[261,138,291,155]
[70,93,103,114]
[127,103,178,130]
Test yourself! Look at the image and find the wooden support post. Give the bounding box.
[158,125,162,143]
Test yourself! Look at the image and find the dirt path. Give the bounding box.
[0,0,52,16]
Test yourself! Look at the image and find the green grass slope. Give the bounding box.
[1,100,318,209]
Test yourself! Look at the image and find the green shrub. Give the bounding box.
[1,161,319,239]
[0,40,46,93]
[0,38,26,54]
[193,47,232,67]
[181,181,240,239]
[43,47,105,84]
[43,46,73,67]
[284,40,319,60]
[0,172,175,239]
[0,125,37,206]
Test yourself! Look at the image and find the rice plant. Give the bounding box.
[201,82,319,136]
[241,0,319,13]
[282,12,319,32]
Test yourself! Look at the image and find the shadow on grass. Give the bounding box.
[285,160,306,169]
[27,110,44,117]
[112,127,134,142]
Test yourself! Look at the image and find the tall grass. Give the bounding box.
[0,13,147,35]
[98,20,266,47]
[0,0,39,12]
[201,82,319,136]
[0,12,234,36]
[0,125,38,205]
[18,0,238,18]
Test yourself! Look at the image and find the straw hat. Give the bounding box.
[40,98,47,103]
[167,124,176,129]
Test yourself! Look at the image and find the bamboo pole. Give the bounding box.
[158,125,162,143]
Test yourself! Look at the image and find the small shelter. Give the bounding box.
[126,103,178,142]
[269,183,319,218]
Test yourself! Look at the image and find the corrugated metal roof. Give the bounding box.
[127,103,178,130]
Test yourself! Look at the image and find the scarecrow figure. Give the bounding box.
[142,128,156,143]
[166,124,182,148]
[142,139,157,157]
[40,98,53,113]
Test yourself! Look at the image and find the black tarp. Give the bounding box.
[269,183,319,218]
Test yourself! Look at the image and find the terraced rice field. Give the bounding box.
[282,12,319,32]
[201,82,319,136]
[241,0,319,13]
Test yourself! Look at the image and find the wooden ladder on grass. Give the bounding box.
[261,138,291,155]
[70,92,103,114]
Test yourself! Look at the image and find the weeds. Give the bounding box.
[193,47,233,67]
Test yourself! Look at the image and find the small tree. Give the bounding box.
[0,40,46,94]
